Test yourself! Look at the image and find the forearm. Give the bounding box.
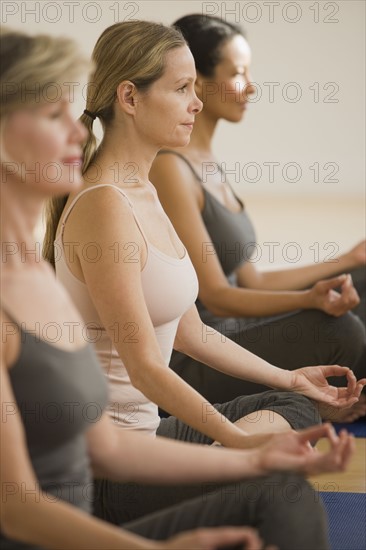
[176,320,293,390]
[251,256,352,291]
[204,285,311,317]
[94,430,263,483]
[3,496,157,550]
[130,363,251,447]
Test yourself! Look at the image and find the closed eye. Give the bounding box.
[49,110,63,119]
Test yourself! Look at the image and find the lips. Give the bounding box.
[62,157,83,166]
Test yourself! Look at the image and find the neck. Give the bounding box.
[90,123,159,186]
[0,176,44,269]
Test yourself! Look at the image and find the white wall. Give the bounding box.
[2,0,365,201]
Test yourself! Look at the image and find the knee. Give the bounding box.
[260,391,321,430]
[327,312,366,368]
[275,472,328,525]
[289,393,322,429]
[235,473,327,522]
[255,472,328,549]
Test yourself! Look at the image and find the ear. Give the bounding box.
[116,80,138,114]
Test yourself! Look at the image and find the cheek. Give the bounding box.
[5,122,64,166]
[3,126,30,162]
[225,81,244,101]
[31,129,66,164]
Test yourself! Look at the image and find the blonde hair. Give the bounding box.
[0,28,89,268]
[43,20,186,267]
[0,27,88,114]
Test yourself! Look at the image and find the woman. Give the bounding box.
[2,26,355,550]
[40,20,365,526]
[149,14,366,412]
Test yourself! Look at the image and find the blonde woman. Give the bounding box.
[149,14,366,412]
[2,27,357,550]
[41,21,365,529]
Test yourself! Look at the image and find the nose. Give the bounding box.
[71,117,88,144]
[244,72,256,98]
[190,91,203,115]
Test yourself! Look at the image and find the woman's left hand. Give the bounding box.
[290,365,366,408]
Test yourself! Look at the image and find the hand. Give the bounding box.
[291,365,366,408]
[308,274,360,316]
[257,424,355,476]
[162,527,277,550]
[344,239,366,268]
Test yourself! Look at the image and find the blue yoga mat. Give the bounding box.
[333,418,366,437]
[321,492,366,550]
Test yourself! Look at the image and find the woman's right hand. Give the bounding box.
[308,273,360,316]
[162,527,277,550]
[257,423,354,476]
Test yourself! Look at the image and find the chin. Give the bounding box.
[221,111,245,124]
[166,137,191,148]
[222,117,242,125]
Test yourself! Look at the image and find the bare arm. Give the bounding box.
[86,400,357,488]
[175,306,366,407]
[174,306,291,389]
[236,240,366,291]
[87,413,355,481]
[150,153,359,318]
[87,412,262,482]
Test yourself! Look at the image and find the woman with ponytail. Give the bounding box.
[40,19,365,532]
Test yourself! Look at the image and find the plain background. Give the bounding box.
[2,0,365,266]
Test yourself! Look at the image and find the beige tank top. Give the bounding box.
[55,184,198,436]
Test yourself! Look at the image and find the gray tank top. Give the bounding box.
[1,315,108,549]
[157,151,257,276]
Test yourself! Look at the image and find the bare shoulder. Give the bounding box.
[151,151,203,207]
[64,184,142,244]
[69,184,134,220]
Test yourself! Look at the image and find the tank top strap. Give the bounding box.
[108,185,150,247]
[59,184,149,248]
[157,151,243,209]
[157,150,203,183]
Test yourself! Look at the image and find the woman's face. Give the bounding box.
[198,35,255,123]
[135,45,203,148]
[3,96,86,195]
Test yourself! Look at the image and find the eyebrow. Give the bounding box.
[174,76,195,85]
